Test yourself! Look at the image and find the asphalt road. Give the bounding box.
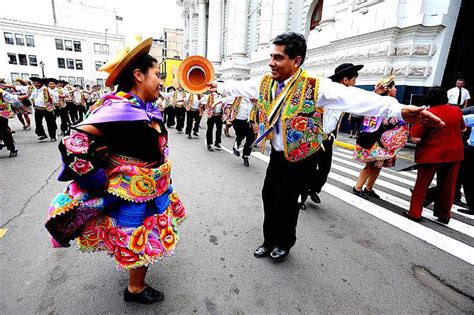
[0,118,473,314]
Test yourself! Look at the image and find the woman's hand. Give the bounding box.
[401,105,445,128]
[373,83,387,95]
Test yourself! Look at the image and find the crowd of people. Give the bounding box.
[158,88,256,166]
[0,32,471,305]
[0,77,108,157]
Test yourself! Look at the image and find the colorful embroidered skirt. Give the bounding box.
[46,158,187,271]
[353,125,408,168]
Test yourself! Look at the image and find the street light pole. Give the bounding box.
[39,60,45,78]
[105,28,108,56]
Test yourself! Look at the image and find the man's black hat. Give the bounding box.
[29,77,44,84]
[329,63,364,80]
[45,78,58,84]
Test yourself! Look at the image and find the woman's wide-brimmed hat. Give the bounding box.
[377,74,395,87]
[99,36,153,87]
[329,63,364,80]
[177,55,215,94]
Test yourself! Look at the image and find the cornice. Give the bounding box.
[0,18,124,41]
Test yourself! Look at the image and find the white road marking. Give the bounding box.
[220,145,474,265]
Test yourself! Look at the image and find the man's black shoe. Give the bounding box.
[8,149,18,158]
[453,199,463,207]
[123,285,164,304]
[364,188,380,199]
[254,245,272,258]
[38,135,47,141]
[243,157,249,167]
[437,217,450,224]
[187,134,192,139]
[298,202,307,210]
[270,247,290,260]
[214,143,222,150]
[192,132,199,138]
[352,187,368,200]
[310,192,321,204]
[51,138,57,142]
[458,208,474,215]
[233,143,240,157]
[207,145,214,151]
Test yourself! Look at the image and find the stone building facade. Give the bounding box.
[177,0,462,102]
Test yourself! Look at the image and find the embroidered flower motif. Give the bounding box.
[129,175,156,197]
[160,226,176,251]
[289,143,311,161]
[170,195,186,218]
[291,116,308,132]
[143,216,156,231]
[129,226,148,254]
[69,157,94,175]
[103,227,130,252]
[63,132,90,155]
[157,213,170,229]
[115,246,140,267]
[287,130,303,144]
[145,235,165,256]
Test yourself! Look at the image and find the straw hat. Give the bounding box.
[377,74,395,87]
[99,36,153,87]
[177,55,215,94]
[15,78,28,86]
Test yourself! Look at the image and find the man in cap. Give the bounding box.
[25,77,57,141]
[0,78,28,157]
[299,63,363,209]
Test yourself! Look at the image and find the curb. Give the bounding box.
[333,140,355,151]
[333,140,414,162]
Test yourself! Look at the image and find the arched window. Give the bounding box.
[310,0,323,30]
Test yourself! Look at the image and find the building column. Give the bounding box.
[207,0,223,65]
[258,0,273,46]
[197,0,207,56]
[230,0,249,57]
[271,0,290,39]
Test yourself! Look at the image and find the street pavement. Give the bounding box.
[0,118,473,314]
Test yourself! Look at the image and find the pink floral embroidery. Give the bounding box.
[63,132,90,155]
[69,157,94,175]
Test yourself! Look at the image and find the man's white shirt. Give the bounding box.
[217,71,403,151]
[447,87,470,105]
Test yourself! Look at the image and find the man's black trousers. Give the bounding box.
[262,149,315,249]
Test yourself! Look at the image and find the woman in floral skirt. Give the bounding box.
[352,75,409,199]
[45,37,186,304]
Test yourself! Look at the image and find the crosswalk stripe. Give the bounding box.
[332,156,416,186]
[328,172,473,237]
[220,144,473,264]
[332,153,469,218]
[321,183,474,265]
[333,149,419,179]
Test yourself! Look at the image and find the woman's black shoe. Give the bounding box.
[364,188,380,199]
[9,149,18,158]
[123,286,164,304]
[352,187,368,200]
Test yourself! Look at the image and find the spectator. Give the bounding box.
[447,79,470,109]
[404,87,466,224]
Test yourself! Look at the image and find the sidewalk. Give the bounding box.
[334,132,415,162]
